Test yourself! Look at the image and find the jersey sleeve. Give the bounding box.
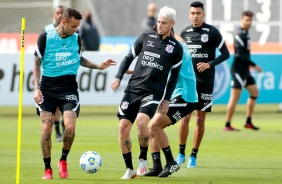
[208,28,230,67]
[234,32,256,66]
[34,31,47,58]
[116,33,145,80]
[163,44,183,100]
[77,34,82,56]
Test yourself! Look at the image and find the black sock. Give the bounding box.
[122,152,133,169]
[190,148,198,158]
[225,122,230,127]
[43,157,51,170]
[54,121,61,136]
[61,119,65,133]
[246,117,252,124]
[60,149,69,161]
[151,152,162,170]
[162,146,175,165]
[139,145,148,160]
[179,144,186,155]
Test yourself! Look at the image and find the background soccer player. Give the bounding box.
[175,1,230,168]
[111,6,183,179]
[224,10,262,131]
[44,5,65,142]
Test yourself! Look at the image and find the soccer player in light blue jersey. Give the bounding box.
[33,8,116,180]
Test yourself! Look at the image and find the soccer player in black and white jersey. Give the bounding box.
[111,6,183,179]
[175,1,230,168]
[224,11,262,131]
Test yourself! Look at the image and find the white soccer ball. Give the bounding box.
[80,151,102,174]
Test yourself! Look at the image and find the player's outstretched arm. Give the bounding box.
[80,56,116,70]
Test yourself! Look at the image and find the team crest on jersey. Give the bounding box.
[165,44,174,53]
[201,34,209,43]
[121,101,129,110]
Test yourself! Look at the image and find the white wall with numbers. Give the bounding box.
[205,0,282,45]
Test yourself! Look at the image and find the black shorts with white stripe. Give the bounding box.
[196,83,213,112]
[167,95,197,125]
[231,72,256,89]
[117,92,162,123]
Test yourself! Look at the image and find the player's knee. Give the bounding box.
[181,114,191,124]
[149,122,159,134]
[250,96,258,100]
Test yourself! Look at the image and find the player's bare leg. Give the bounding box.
[135,113,150,176]
[58,110,76,179]
[175,113,192,165]
[187,110,205,168]
[119,119,136,179]
[40,111,54,179]
[54,108,62,142]
[147,114,179,177]
[245,84,259,130]
[225,88,242,131]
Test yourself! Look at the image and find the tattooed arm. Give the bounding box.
[33,56,43,104]
[80,56,116,70]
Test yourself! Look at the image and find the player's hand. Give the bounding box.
[111,78,121,91]
[197,62,210,72]
[157,99,170,115]
[34,88,44,104]
[98,59,117,70]
[255,65,262,73]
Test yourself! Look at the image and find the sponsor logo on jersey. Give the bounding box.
[149,34,157,38]
[121,101,129,110]
[202,27,210,32]
[169,40,176,45]
[55,52,78,67]
[65,94,78,103]
[185,37,192,43]
[147,40,154,47]
[201,34,209,43]
[188,45,209,58]
[186,28,193,32]
[172,111,182,122]
[144,51,160,58]
[213,62,230,101]
[142,51,163,70]
[201,93,212,101]
[141,60,163,71]
[56,59,78,67]
[165,44,174,53]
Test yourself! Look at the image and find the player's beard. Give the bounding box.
[62,26,71,36]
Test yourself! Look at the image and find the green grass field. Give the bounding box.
[0,105,281,184]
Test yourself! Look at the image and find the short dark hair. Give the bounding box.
[54,5,64,11]
[62,8,82,21]
[190,1,204,11]
[242,10,254,18]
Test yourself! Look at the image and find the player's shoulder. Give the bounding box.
[44,23,55,31]
[181,25,193,34]
[144,31,158,39]
[169,36,182,48]
[235,27,247,36]
[137,31,157,42]
[37,30,47,40]
[202,23,219,33]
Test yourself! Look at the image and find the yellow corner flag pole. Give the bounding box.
[16,17,25,184]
